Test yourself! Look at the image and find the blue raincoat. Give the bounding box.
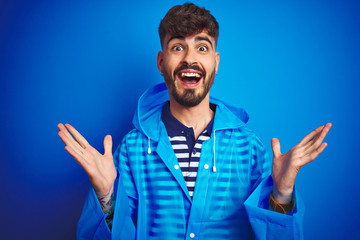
[77,83,304,240]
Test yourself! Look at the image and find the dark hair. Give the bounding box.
[159,3,219,48]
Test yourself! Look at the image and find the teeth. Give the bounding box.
[181,72,201,78]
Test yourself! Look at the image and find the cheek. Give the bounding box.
[164,53,183,68]
[204,60,217,73]
[163,60,177,74]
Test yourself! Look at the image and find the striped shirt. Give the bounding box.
[161,102,214,198]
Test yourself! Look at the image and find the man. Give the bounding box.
[58,3,331,239]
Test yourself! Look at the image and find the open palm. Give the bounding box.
[57,123,116,197]
[271,123,332,203]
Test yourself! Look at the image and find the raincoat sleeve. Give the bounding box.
[244,135,305,240]
[76,137,137,240]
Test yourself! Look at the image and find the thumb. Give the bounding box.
[271,138,282,159]
[103,135,113,156]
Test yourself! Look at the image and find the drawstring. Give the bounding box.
[147,136,151,154]
[213,130,217,172]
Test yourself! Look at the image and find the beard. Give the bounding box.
[163,65,216,107]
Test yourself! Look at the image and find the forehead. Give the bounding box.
[163,30,216,48]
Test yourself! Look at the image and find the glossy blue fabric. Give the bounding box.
[77,83,304,240]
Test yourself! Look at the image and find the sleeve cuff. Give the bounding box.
[244,175,305,240]
[76,187,111,239]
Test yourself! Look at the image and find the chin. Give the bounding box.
[173,85,208,107]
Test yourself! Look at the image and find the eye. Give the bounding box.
[172,45,183,51]
[198,45,208,52]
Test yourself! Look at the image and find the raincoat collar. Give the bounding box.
[132,82,249,140]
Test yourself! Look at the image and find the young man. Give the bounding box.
[58,3,331,239]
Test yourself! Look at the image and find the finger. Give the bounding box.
[64,145,89,170]
[58,123,82,148]
[57,123,68,145]
[57,123,65,131]
[271,138,282,159]
[64,123,90,149]
[304,123,332,154]
[304,142,328,165]
[298,125,324,146]
[103,135,113,156]
[58,130,85,156]
[58,123,72,140]
[58,123,85,155]
[58,126,74,147]
[314,123,332,145]
[303,130,321,150]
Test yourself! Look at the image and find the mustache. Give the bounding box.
[174,64,206,77]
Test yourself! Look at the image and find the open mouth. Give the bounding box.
[176,71,203,87]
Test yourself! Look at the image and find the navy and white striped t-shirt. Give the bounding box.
[161,102,214,198]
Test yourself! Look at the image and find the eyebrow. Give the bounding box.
[167,36,184,45]
[195,36,214,49]
[166,35,214,49]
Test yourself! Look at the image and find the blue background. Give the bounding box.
[1,0,359,239]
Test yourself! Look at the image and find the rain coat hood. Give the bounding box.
[132,82,249,141]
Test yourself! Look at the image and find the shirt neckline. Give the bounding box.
[161,101,214,138]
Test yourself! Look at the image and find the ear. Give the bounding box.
[215,51,220,74]
[157,51,164,73]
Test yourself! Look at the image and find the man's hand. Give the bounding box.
[271,123,332,204]
[57,123,117,198]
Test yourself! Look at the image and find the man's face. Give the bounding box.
[157,30,220,107]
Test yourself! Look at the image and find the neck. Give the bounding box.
[169,94,214,139]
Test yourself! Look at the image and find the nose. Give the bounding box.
[181,48,197,66]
